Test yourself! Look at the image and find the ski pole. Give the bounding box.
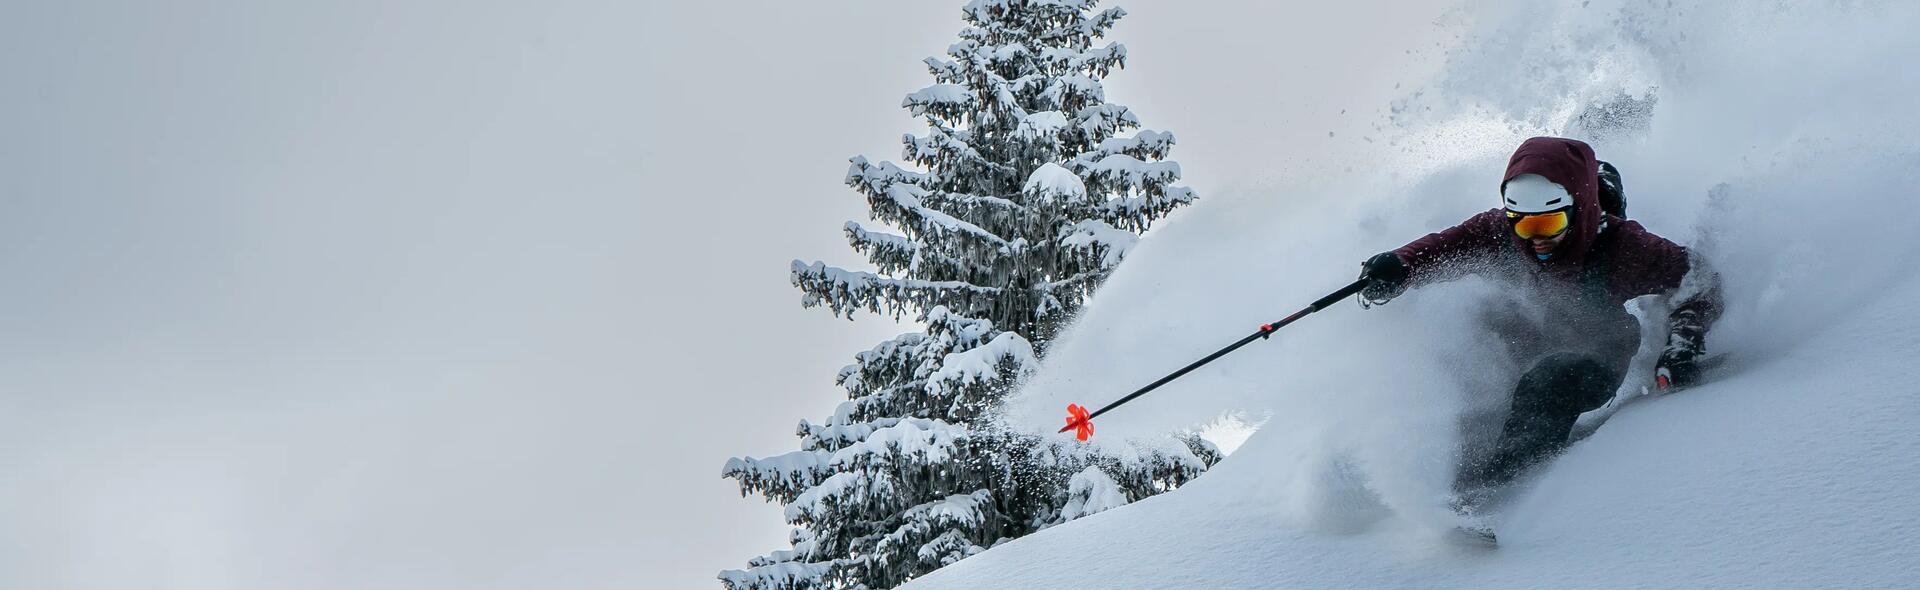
[1060,277,1370,441]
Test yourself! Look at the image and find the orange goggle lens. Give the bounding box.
[1506,209,1570,239]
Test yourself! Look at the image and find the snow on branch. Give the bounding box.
[843,221,985,285]
[836,331,931,401]
[843,221,919,276]
[903,126,986,169]
[1009,74,1060,111]
[1023,162,1089,203]
[843,156,927,187]
[746,535,819,569]
[1058,466,1127,522]
[846,157,1017,257]
[1077,38,1127,73]
[874,490,995,572]
[903,84,979,121]
[785,472,895,528]
[1060,218,1138,267]
[1015,110,1071,143]
[1074,103,1141,142]
[1099,184,1196,232]
[829,309,1003,424]
[780,419,973,527]
[717,558,834,590]
[989,42,1031,68]
[1090,129,1175,161]
[923,56,966,83]
[916,529,987,568]
[925,331,1038,420]
[1085,154,1181,191]
[799,417,905,453]
[1058,74,1105,105]
[824,417,967,473]
[723,450,834,504]
[792,260,1000,322]
[922,305,997,342]
[963,0,1099,25]
[934,191,1022,212]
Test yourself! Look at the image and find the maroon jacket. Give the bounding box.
[1392,137,1720,368]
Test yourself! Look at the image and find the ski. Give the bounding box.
[1449,525,1499,547]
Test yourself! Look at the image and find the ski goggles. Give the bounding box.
[1505,209,1570,240]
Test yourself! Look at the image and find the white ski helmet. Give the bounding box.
[1502,173,1572,214]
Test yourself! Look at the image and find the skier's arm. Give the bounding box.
[1393,209,1509,283]
[1358,209,1507,306]
[1618,221,1723,389]
[1392,210,1508,280]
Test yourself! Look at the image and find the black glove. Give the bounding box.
[1358,252,1409,307]
[1656,307,1709,391]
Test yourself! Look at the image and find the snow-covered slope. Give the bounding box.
[920,283,1920,587]
[912,0,1920,587]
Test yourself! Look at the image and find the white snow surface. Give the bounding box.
[915,0,1920,587]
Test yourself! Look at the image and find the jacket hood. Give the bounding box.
[1501,136,1603,267]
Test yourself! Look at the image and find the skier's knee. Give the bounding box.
[1528,352,1606,377]
[1516,353,1616,410]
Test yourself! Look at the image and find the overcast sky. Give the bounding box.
[0,1,1453,588]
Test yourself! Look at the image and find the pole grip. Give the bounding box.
[1309,278,1371,312]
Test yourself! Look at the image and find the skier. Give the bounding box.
[1356,136,1721,492]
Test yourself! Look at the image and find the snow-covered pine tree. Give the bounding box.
[721,2,1216,588]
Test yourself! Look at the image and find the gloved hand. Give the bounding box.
[1358,252,1409,307]
[1654,349,1699,391]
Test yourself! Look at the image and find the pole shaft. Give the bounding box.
[1066,278,1369,429]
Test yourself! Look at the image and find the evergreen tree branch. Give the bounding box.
[792,260,1001,322]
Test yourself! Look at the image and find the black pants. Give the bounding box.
[1463,352,1619,490]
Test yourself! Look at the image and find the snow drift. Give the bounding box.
[922,0,1920,586]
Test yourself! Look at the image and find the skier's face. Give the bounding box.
[1529,230,1568,256]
